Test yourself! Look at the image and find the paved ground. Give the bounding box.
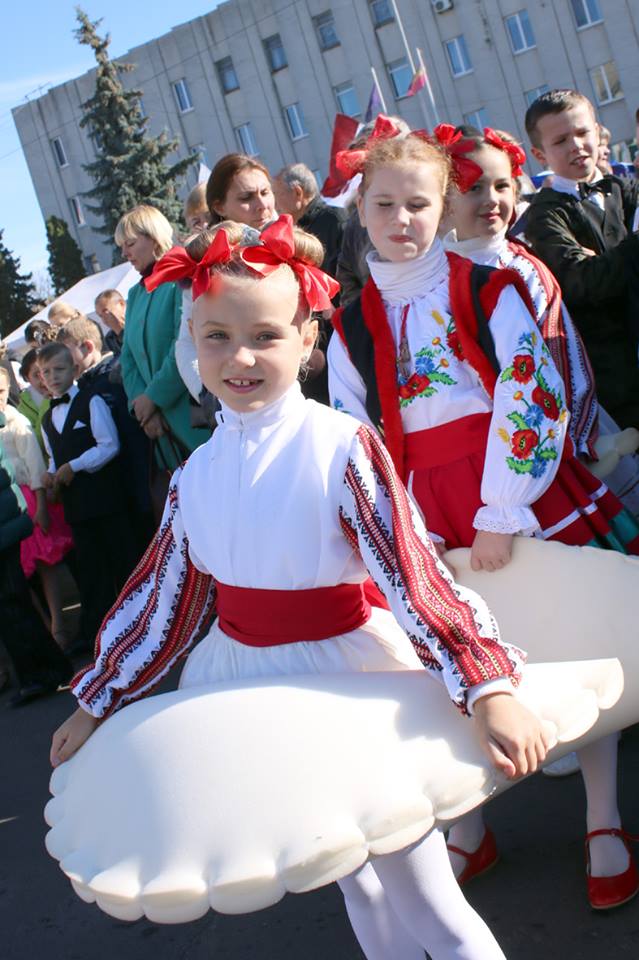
[2,660,638,960]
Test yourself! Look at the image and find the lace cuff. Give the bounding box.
[473,504,539,536]
[466,677,516,715]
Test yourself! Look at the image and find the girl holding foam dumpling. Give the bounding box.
[51,214,553,959]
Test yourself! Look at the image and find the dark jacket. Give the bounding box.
[525,178,639,427]
[298,195,347,281]
[0,430,32,552]
[336,209,373,307]
[41,388,123,525]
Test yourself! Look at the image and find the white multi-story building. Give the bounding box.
[13,0,639,270]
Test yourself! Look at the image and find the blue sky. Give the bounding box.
[0,1,222,288]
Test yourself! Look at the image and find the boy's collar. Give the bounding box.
[549,170,602,200]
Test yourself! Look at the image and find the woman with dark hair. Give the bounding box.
[176,155,276,407]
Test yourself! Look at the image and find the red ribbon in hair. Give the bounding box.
[432,123,483,193]
[334,114,402,178]
[144,230,234,300]
[483,127,526,178]
[240,215,340,312]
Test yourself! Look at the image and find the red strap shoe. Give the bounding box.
[585,828,639,910]
[447,828,499,886]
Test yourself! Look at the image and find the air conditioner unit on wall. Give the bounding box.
[431,0,454,12]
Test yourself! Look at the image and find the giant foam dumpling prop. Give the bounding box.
[45,539,637,924]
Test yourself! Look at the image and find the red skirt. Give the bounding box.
[405,414,639,554]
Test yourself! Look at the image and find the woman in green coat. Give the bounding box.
[115,204,210,469]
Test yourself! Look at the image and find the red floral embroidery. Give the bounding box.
[399,373,431,399]
[532,386,560,421]
[511,429,539,459]
[446,330,464,360]
[512,355,535,383]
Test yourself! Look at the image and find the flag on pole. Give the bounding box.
[407,66,427,97]
[321,113,360,198]
[364,83,383,123]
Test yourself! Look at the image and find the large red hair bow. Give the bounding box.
[334,114,402,178]
[432,123,483,193]
[144,230,234,300]
[240,215,340,311]
[483,128,526,178]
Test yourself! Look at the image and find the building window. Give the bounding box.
[195,143,210,166]
[314,11,339,50]
[370,0,394,27]
[69,196,85,227]
[264,34,287,72]
[505,11,536,53]
[334,82,361,117]
[590,61,623,105]
[52,137,68,167]
[83,254,99,274]
[138,98,146,118]
[571,0,603,29]
[216,57,239,93]
[284,103,308,141]
[464,108,489,130]
[388,58,413,98]
[235,123,258,156]
[524,84,549,107]
[445,36,473,77]
[173,79,193,113]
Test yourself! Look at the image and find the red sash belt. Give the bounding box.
[215,581,372,647]
[404,413,491,472]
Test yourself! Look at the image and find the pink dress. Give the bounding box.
[1,406,73,577]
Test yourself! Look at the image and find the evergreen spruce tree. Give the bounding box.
[0,231,38,338]
[46,215,86,294]
[74,9,197,261]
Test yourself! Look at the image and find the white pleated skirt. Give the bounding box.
[179,606,424,690]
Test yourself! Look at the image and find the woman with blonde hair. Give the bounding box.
[115,204,210,470]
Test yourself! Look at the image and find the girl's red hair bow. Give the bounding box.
[432,123,483,193]
[240,215,340,312]
[483,128,526,178]
[334,114,402,178]
[144,230,234,300]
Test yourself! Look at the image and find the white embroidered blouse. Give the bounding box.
[71,385,524,719]
[327,241,569,538]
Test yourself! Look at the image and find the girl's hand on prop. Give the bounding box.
[34,502,50,534]
[473,692,552,779]
[143,412,166,439]
[470,531,514,572]
[50,708,99,767]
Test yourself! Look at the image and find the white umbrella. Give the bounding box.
[4,262,140,352]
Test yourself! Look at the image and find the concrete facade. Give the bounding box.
[13,0,639,270]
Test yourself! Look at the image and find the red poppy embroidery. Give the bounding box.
[512,355,536,384]
[446,330,464,360]
[399,373,431,399]
[511,428,539,459]
[532,385,560,421]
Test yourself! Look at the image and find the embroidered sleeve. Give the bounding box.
[71,467,217,718]
[327,331,373,425]
[339,424,525,713]
[476,286,569,535]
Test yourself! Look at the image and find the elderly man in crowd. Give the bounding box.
[272,163,346,280]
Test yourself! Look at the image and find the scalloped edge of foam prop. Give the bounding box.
[45,651,622,924]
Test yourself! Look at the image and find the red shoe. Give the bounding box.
[585,828,639,910]
[447,828,499,886]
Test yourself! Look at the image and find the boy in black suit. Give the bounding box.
[524,89,639,429]
[39,342,135,650]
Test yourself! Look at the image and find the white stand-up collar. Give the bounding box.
[442,228,508,266]
[215,381,305,433]
[366,240,449,304]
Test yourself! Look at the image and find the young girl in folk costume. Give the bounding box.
[441,124,639,518]
[17,349,50,450]
[327,134,639,910]
[0,367,73,648]
[50,214,554,960]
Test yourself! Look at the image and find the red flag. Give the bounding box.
[321,113,360,198]
[407,67,426,97]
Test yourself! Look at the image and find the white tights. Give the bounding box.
[338,829,506,960]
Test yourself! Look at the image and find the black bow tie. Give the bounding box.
[577,179,613,201]
[50,393,71,408]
